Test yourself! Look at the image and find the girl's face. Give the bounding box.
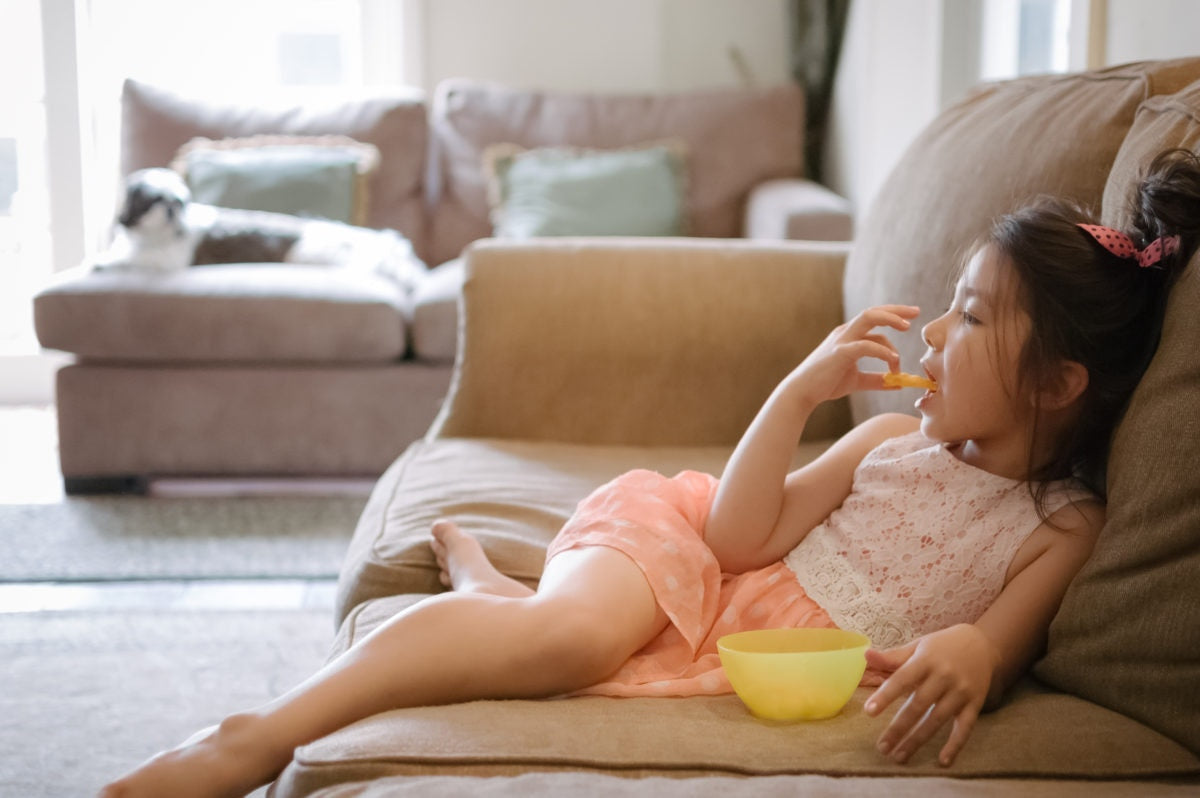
[916,244,1033,472]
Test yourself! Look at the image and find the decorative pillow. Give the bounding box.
[172,135,380,225]
[1034,80,1200,756]
[483,142,688,238]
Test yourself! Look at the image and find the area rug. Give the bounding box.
[0,495,367,582]
[0,608,332,798]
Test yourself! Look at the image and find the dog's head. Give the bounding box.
[118,168,191,236]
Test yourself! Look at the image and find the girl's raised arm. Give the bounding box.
[704,306,921,573]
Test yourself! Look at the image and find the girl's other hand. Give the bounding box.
[862,624,998,767]
[785,305,920,411]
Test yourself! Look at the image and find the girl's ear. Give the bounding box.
[1040,360,1089,410]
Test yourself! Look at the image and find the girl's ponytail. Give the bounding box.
[1129,148,1200,277]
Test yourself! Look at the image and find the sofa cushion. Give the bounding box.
[35,264,410,363]
[120,79,430,263]
[410,258,463,363]
[1034,84,1200,754]
[271,592,1200,796]
[425,80,804,266]
[842,57,1200,425]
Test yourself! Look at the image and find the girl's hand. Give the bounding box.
[784,305,920,411]
[863,624,998,767]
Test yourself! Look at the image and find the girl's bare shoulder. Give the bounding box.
[1006,498,1104,584]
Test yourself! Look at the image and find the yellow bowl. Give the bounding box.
[717,628,869,721]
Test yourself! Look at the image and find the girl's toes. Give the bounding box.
[431,519,460,542]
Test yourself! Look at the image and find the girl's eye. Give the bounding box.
[959,310,979,326]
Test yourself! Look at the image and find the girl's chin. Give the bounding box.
[918,413,943,441]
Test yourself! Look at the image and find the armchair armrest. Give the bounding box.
[429,237,852,447]
[745,178,854,242]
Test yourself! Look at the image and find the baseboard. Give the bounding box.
[63,475,149,495]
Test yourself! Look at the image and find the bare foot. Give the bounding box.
[99,714,289,798]
[430,520,534,598]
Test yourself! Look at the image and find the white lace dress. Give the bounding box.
[784,430,1088,649]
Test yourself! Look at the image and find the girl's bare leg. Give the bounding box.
[100,541,666,798]
[430,519,534,598]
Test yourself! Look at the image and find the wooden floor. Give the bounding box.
[0,405,355,613]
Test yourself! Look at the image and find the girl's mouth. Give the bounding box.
[915,368,939,410]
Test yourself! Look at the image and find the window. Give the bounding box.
[0,1,51,356]
[981,0,1073,81]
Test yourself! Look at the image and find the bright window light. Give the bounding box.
[982,0,1073,80]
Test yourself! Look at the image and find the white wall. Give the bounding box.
[1105,0,1200,64]
[822,0,947,217]
[824,0,1200,221]
[413,0,792,94]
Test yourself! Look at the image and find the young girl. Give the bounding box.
[103,150,1200,797]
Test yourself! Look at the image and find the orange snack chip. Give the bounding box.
[883,372,938,391]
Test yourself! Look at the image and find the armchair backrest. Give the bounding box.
[430,237,851,447]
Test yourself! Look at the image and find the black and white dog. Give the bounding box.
[97,168,421,283]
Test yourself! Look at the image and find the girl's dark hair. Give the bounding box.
[986,148,1200,509]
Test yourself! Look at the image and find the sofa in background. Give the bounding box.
[267,58,1200,796]
[32,77,850,493]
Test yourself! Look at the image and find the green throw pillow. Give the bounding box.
[182,145,364,223]
[485,142,688,238]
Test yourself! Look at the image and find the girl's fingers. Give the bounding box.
[839,340,900,369]
[863,646,921,716]
[876,677,947,756]
[861,332,896,350]
[848,305,921,336]
[888,692,967,763]
[937,706,980,766]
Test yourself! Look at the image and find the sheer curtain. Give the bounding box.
[789,0,852,184]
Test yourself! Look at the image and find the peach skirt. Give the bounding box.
[546,469,836,697]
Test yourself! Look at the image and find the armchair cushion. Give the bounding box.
[1035,81,1200,755]
[279,589,1200,794]
[334,437,753,620]
[1100,80,1200,228]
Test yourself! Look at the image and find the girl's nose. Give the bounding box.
[922,316,943,351]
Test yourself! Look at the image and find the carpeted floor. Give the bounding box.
[0,495,367,582]
[0,608,333,797]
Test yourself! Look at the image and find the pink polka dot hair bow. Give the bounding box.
[1077,223,1180,268]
